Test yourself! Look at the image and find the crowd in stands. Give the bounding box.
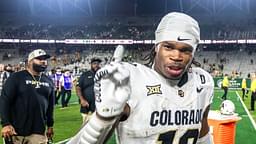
[0,42,256,80]
[201,22,256,40]
[0,23,154,40]
[1,20,256,40]
[1,18,256,78]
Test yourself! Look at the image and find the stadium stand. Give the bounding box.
[0,41,256,79]
[2,22,256,40]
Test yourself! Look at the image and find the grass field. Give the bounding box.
[1,89,256,144]
[211,89,256,144]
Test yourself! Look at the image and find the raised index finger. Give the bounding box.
[112,45,125,63]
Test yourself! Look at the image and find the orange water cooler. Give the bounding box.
[207,110,241,144]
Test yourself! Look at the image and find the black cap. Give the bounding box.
[91,58,102,63]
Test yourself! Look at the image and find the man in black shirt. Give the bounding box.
[76,58,102,123]
[0,49,55,144]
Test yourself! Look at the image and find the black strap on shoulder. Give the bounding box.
[177,72,188,87]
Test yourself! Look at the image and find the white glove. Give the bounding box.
[94,45,131,118]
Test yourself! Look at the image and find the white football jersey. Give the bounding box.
[116,62,214,144]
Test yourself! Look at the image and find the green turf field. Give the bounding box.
[1,89,256,144]
[211,89,256,144]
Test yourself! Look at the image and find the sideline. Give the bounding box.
[235,91,256,130]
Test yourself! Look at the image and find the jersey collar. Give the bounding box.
[177,72,188,87]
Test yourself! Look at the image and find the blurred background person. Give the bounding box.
[0,64,5,94]
[241,78,248,101]
[250,73,256,111]
[221,74,230,100]
[53,67,63,105]
[59,69,74,108]
[76,58,102,123]
[0,64,13,95]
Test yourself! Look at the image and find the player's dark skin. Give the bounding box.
[154,41,193,80]
[154,41,210,138]
[97,41,210,141]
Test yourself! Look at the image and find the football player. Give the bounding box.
[68,12,214,144]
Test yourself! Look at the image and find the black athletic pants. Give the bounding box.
[251,92,256,111]
[61,88,71,107]
[222,87,228,100]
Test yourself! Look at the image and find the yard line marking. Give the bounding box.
[56,138,71,144]
[236,91,256,130]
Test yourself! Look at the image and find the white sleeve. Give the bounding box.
[67,113,116,144]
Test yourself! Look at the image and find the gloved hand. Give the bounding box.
[94,45,131,118]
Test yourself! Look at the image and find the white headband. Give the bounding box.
[155,12,200,53]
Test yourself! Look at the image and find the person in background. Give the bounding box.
[4,64,14,74]
[221,74,229,100]
[250,74,256,111]
[0,49,54,144]
[0,64,13,95]
[54,67,63,105]
[59,69,74,108]
[76,58,102,123]
[48,68,56,82]
[0,64,5,94]
[241,78,248,101]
